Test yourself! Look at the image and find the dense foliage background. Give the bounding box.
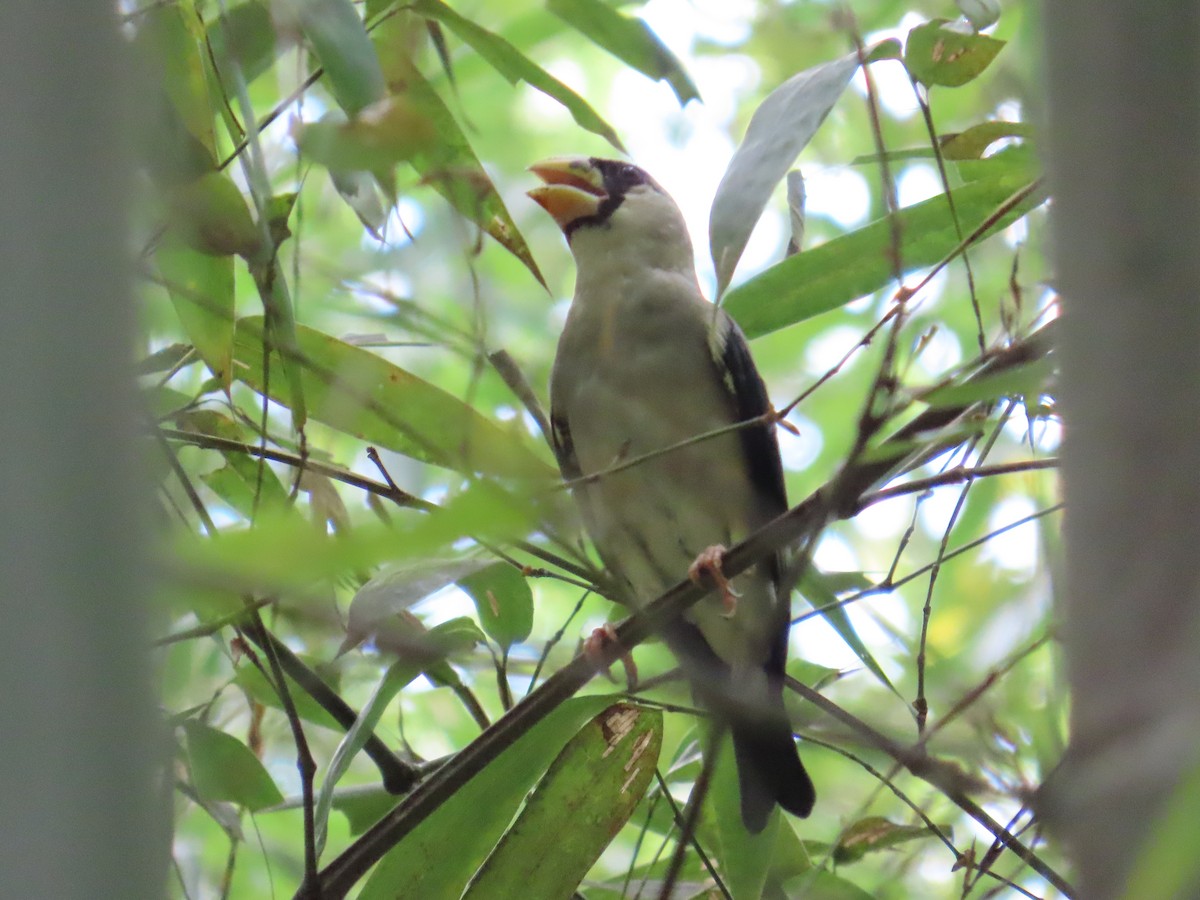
[138,0,1065,896]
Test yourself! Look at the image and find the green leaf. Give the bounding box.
[710,737,777,900]
[182,719,284,811]
[358,694,621,899]
[920,355,1056,409]
[724,172,1043,339]
[462,704,661,898]
[290,0,386,114]
[175,407,294,519]
[392,62,546,287]
[710,50,861,296]
[833,816,949,864]
[345,556,493,652]
[166,172,262,258]
[175,483,535,597]
[233,663,344,733]
[206,1,280,88]
[547,0,699,106]
[156,237,235,390]
[314,659,421,855]
[905,19,1005,88]
[941,120,1033,160]
[231,316,554,479]
[412,0,624,151]
[780,868,879,899]
[295,100,439,171]
[333,786,400,835]
[458,562,534,650]
[139,4,217,159]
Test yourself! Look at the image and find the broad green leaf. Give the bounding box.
[920,355,1056,409]
[710,737,777,900]
[393,63,546,287]
[412,0,624,151]
[905,19,1005,88]
[724,172,1042,339]
[941,120,1033,160]
[234,662,344,733]
[358,694,621,899]
[295,99,439,171]
[832,816,949,864]
[156,237,235,390]
[201,460,291,520]
[182,719,284,811]
[710,50,861,296]
[548,0,699,106]
[289,0,386,114]
[462,704,661,899]
[231,316,554,479]
[140,4,216,157]
[780,868,879,899]
[333,786,400,835]
[206,1,280,88]
[458,562,534,650]
[166,172,262,258]
[314,659,422,855]
[137,343,195,377]
[344,556,492,653]
[174,483,534,596]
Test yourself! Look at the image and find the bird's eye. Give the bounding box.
[620,164,641,183]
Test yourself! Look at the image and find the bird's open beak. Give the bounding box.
[527,157,606,230]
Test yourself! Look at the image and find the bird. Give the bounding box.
[527,156,815,832]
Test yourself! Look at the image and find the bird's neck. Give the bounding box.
[570,226,698,298]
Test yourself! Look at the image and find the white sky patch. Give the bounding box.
[550,296,572,328]
[855,492,914,541]
[994,98,1024,123]
[803,166,872,229]
[777,412,823,471]
[896,163,942,207]
[518,58,589,125]
[916,480,969,539]
[910,321,963,376]
[853,19,923,120]
[803,324,865,375]
[1004,214,1029,247]
[687,0,756,45]
[732,209,786,281]
[1029,416,1062,452]
[981,495,1041,573]
[1000,399,1061,454]
[353,269,414,313]
[814,531,859,572]
[604,7,764,289]
[415,583,478,626]
[907,264,949,309]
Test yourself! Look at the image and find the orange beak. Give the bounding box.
[527,157,607,230]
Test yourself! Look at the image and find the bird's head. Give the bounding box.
[527,156,694,275]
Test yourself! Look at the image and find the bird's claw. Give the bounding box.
[689,545,741,617]
[584,623,639,690]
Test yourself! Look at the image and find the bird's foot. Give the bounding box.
[584,624,639,690]
[688,545,741,617]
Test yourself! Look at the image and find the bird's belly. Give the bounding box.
[567,371,774,667]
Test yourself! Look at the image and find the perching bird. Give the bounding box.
[528,156,815,831]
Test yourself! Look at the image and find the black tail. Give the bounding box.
[731,719,815,833]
